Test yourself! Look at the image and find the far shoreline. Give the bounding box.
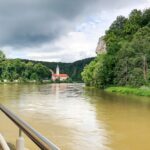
[0,80,83,84]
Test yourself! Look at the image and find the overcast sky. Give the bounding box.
[0,0,150,62]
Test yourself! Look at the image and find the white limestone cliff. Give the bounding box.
[95,36,106,54]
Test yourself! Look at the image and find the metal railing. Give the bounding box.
[0,104,61,150]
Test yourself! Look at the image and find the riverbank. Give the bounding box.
[0,80,51,84]
[105,86,150,97]
[0,80,81,84]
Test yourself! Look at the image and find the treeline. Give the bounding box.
[23,57,95,82]
[82,8,150,88]
[0,50,94,82]
[0,51,50,82]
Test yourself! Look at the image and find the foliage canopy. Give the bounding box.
[82,8,150,88]
[0,56,50,82]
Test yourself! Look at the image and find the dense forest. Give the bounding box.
[0,51,50,82]
[82,8,150,88]
[0,51,94,82]
[23,57,94,81]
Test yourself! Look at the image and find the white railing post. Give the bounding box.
[16,129,25,150]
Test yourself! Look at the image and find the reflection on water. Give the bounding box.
[0,84,150,150]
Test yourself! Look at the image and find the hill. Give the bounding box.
[82,8,150,88]
[22,57,95,82]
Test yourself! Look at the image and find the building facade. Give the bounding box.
[51,65,69,81]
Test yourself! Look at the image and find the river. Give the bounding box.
[0,83,150,150]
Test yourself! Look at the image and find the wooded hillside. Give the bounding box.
[82,8,150,88]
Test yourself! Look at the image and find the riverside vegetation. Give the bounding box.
[0,51,94,83]
[0,51,50,83]
[82,8,150,96]
[23,57,94,82]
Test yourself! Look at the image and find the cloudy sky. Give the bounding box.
[0,0,150,62]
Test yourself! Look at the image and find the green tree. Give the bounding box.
[82,59,98,86]
[82,8,150,88]
[24,62,34,79]
[33,63,50,81]
[130,26,150,82]
[0,50,6,61]
[124,9,142,36]
[0,52,50,82]
[141,8,150,26]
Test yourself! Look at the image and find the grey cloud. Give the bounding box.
[0,0,146,48]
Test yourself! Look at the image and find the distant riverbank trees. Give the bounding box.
[23,57,95,82]
[0,51,50,83]
[0,50,94,83]
[82,8,150,88]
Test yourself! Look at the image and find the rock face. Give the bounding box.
[96,36,106,54]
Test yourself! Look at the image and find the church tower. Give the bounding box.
[56,65,60,75]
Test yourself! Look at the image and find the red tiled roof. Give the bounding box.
[52,74,69,77]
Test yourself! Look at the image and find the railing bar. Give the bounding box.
[0,104,60,150]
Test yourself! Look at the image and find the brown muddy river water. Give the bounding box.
[0,83,150,150]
